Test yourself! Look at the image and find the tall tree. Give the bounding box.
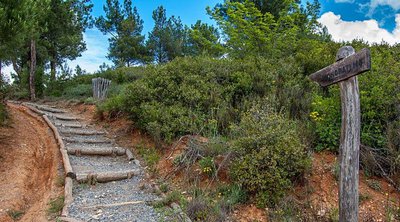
[96,0,147,67]
[0,0,30,80]
[147,6,187,63]
[213,0,301,20]
[26,0,50,100]
[0,0,51,100]
[187,20,224,57]
[43,0,93,81]
[208,0,321,58]
[208,1,277,58]
[146,6,169,63]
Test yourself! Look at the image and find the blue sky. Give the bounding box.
[3,0,399,77]
[68,0,221,72]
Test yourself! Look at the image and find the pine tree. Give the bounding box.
[187,20,224,57]
[147,6,187,63]
[96,0,147,67]
[43,0,93,81]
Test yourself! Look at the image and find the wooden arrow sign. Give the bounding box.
[310,48,371,87]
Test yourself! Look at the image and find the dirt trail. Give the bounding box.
[0,103,61,222]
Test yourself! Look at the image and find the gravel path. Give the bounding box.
[29,103,164,222]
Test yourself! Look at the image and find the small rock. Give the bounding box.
[317,209,326,216]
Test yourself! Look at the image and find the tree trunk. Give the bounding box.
[50,58,56,82]
[12,60,22,80]
[29,39,37,101]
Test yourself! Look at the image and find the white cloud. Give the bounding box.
[335,0,355,3]
[1,65,14,83]
[318,12,400,45]
[370,0,400,10]
[67,29,112,74]
[368,0,400,16]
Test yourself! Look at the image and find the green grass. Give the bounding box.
[7,209,24,221]
[153,190,184,208]
[55,175,65,187]
[136,143,160,172]
[48,196,64,215]
[366,179,382,191]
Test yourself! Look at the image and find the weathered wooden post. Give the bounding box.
[92,77,112,100]
[309,46,371,222]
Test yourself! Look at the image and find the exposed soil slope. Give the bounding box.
[0,103,61,222]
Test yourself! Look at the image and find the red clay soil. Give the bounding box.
[301,152,400,221]
[0,103,61,222]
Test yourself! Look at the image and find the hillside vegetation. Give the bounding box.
[1,0,400,220]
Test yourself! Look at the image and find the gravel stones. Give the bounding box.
[32,104,163,222]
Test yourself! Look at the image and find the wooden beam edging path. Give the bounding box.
[42,115,75,178]
[57,217,84,222]
[310,46,371,222]
[21,103,76,218]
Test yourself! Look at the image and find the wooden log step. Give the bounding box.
[76,170,140,183]
[26,103,66,113]
[55,123,84,128]
[53,115,79,121]
[67,147,126,156]
[37,106,66,113]
[64,137,112,144]
[58,217,84,222]
[60,129,105,136]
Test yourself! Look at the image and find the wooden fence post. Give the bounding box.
[92,78,111,100]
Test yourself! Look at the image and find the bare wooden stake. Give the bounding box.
[126,149,135,161]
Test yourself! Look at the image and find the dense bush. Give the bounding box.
[62,84,92,99]
[229,102,311,207]
[101,56,311,143]
[311,43,400,151]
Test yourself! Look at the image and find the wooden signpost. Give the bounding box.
[310,46,371,222]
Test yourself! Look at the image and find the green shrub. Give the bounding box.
[101,56,311,144]
[7,209,24,220]
[62,84,92,99]
[230,102,310,207]
[0,103,8,126]
[48,196,64,215]
[216,184,247,210]
[199,157,215,177]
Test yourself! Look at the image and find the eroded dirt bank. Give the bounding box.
[0,103,61,222]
